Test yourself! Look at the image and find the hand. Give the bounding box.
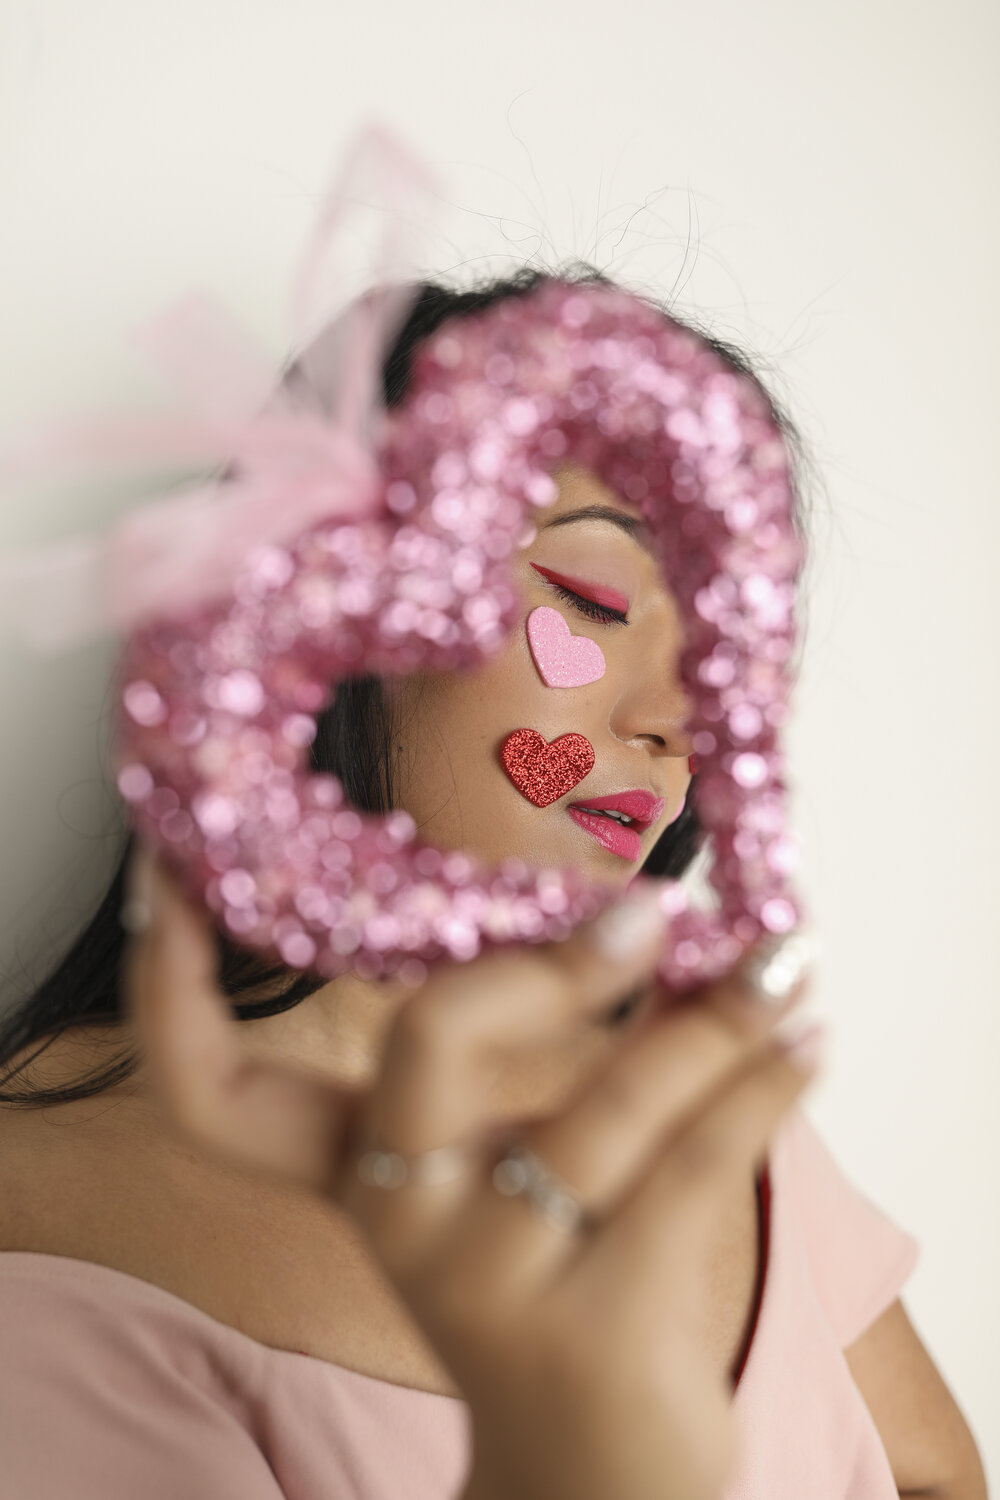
[122,840,820,1500]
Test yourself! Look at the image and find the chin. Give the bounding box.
[507,820,648,883]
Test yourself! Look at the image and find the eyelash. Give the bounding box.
[547,581,629,627]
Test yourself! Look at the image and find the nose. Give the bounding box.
[607,622,694,761]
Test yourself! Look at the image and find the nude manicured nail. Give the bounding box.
[120,842,158,936]
[742,929,817,1005]
[773,1019,827,1071]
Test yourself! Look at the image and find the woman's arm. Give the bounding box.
[844,1297,988,1498]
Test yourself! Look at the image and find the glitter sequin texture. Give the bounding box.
[114,278,807,992]
[526,606,606,688]
[500,728,596,808]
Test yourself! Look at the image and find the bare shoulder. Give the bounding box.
[0,1038,210,1265]
[845,1297,988,1498]
[0,1027,277,1299]
[0,1034,441,1385]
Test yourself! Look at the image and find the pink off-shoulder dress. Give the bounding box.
[0,1105,920,1499]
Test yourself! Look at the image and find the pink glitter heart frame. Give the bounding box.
[115,278,806,993]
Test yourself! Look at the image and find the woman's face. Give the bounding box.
[389,463,695,883]
[196,463,699,1112]
[29,464,699,1116]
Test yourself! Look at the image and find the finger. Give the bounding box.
[340,882,670,1262]
[122,842,236,1084]
[364,881,671,1149]
[666,930,817,1041]
[590,1025,823,1307]
[440,931,812,1288]
[122,842,353,1198]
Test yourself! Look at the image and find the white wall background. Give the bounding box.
[1,0,996,1482]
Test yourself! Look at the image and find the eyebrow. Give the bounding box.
[540,503,651,551]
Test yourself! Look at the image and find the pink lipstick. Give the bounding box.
[567,789,666,863]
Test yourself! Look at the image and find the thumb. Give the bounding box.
[121,839,354,1200]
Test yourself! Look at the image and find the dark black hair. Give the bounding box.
[0,262,815,1108]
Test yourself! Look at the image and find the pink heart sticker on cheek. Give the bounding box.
[526,606,606,688]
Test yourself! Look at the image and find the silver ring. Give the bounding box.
[355,1136,591,1238]
[492,1143,592,1236]
[119,898,153,936]
[356,1140,475,1189]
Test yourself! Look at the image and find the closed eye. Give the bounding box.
[546,580,629,627]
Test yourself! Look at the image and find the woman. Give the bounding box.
[0,268,985,1498]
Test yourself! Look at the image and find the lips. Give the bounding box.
[569,789,665,830]
[567,788,667,863]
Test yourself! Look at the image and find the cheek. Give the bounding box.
[391,625,591,842]
[399,633,538,778]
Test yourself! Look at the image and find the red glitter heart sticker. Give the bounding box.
[500,728,596,808]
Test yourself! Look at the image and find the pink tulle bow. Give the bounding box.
[0,121,446,652]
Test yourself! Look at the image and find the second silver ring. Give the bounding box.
[491,1142,593,1237]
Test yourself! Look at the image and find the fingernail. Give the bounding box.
[589,884,666,962]
[121,841,159,935]
[773,1018,827,1071]
[742,929,818,1006]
